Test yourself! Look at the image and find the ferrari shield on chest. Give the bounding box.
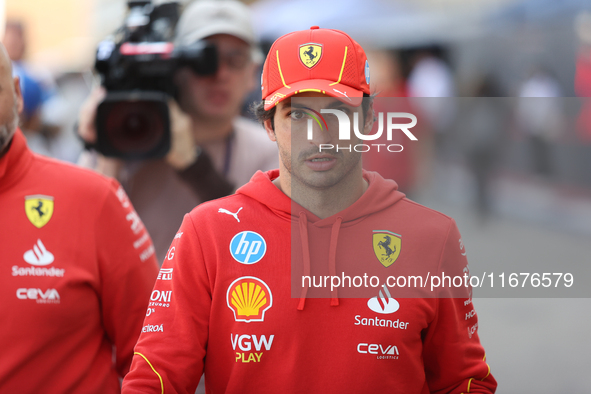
[25,195,54,228]
[372,230,401,268]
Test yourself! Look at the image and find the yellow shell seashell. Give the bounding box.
[231,282,268,317]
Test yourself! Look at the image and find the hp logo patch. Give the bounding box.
[230,231,267,264]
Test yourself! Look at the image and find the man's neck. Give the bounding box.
[190,115,235,145]
[0,138,13,160]
[275,167,368,219]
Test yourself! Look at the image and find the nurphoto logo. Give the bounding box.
[304,108,418,153]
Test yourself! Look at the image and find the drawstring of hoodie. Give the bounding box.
[237,170,406,311]
[297,212,310,310]
[328,217,342,306]
[297,212,343,310]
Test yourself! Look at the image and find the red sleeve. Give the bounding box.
[122,213,211,394]
[96,180,159,377]
[423,220,497,394]
[575,51,591,97]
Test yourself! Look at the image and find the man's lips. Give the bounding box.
[207,90,230,104]
[304,155,337,171]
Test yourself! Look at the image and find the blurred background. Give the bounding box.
[3,0,591,392]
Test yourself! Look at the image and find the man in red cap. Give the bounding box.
[123,27,496,393]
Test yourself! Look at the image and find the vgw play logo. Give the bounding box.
[303,107,418,152]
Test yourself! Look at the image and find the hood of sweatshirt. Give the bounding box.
[237,169,406,310]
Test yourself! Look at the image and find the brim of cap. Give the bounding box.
[263,79,364,110]
[176,22,255,47]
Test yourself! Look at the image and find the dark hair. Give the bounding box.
[251,93,376,131]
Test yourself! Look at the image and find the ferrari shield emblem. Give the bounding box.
[25,195,54,228]
[373,230,401,268]
[299,43,323,69]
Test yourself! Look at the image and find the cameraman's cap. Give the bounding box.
[262,26,371,110]
[175,0,256,47]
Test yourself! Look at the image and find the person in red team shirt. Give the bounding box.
[123,28,497,393]
[0,43,159,393]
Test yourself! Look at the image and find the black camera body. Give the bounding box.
[94,0,217,159]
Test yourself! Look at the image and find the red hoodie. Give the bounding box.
[123,170,496,393]
[0,130,159,393]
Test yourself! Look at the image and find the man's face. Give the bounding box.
[2,25,25,62]
[175,34,255,121]
[0,59,22,154]
[265,92,371,190]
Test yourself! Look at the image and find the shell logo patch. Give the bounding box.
[299,43,323,69]
[25,195,54,228]
[227,276,272,322]
[372,230,401,268]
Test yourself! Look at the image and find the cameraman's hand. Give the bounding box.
[77,87,123,179]
[166,100,198,170]
[78,87,106,144]
[166,99,235,201]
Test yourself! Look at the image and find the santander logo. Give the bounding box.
[367,284,399,314]
[23,239,54,266]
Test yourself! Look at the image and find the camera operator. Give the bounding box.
[78,0,277,264]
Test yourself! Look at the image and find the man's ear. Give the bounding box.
[13,76,24,115]
[363,102,375,134]
[263,118,276,142]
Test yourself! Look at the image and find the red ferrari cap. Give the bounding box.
[261,26,371,110]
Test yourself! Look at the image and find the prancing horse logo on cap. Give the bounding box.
[299,43,323,69]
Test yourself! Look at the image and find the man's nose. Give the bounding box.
[307,119,333,146]
[212,61,232,81]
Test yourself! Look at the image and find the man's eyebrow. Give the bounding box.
[277,98,292,111]
[327,100,350,109]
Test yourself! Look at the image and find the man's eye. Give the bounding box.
[290,110,306,120]
[223,52,249,70]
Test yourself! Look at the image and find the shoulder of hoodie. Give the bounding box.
[392,196,459,234]
[185,190,269,227]
[29,152,120,201]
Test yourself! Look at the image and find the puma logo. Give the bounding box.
[333,89,352,101]
[218,207,243,222]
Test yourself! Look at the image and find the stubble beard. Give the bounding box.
[279,142,361,191]
[0,100,19,154]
